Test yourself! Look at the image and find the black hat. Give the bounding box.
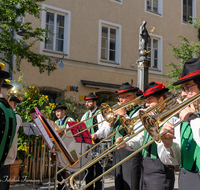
[115,82,139,95]
[9,95,21,103]
[136,89,143,97]
[53,103,67,111]
[2,79,13,89]
[140,82,169,99]
[0,63,10,79]
[84,92,98,101]
[173,58,200,86]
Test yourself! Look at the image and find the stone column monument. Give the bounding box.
[136,21,155,91]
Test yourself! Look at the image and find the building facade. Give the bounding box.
[14,0,199,105]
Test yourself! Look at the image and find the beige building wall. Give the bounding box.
[14,0,200,103]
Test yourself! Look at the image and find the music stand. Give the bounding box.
[22,122,41,136]
[67,121,93,188]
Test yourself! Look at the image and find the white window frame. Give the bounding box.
[109,0,123,5]
[98,20,121,67]
[181,0,196,24]
[147,34,163,73]
[40,4,71,57]
[145,0,163,17]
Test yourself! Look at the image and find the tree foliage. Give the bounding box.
[165,17,200,91]
[0,0,56,73]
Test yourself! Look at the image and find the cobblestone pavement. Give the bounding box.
[9,171,179,190]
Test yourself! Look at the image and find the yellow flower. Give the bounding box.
[31,83,35,86]
[45,95,48,100]
[0,62,5,70]
[28,97,31,100]
[42,145,45,148]
[35,90,37,93]
[18,148,20,150]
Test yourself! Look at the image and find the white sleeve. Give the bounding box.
[96,113,113,139]
[157,121,181,166]
[190,118,200,147]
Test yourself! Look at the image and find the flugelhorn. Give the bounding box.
[70,92,200,190]
[64,96,146,138]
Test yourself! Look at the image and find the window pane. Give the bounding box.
[101,37,107,49]
[110,40,116,50]
[110,29,116,39]
[45,38,54,50]
[147,0,151,10]
[154,49,158,59]
[56,27,64,39]
[102,27,108,37]
[154,58,158,68]
[183,4,187,22]
[57,15,65,27]
[46,12,54,25]
[109,50,115,61]
[46,24,54,38]
[56,39,63,51]
[153,39,158,48]
[101,48,107,59]
[153,0,158,12]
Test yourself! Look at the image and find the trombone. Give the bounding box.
[69,92,200,190]
[64,96,146,138]
[59,93,177,186]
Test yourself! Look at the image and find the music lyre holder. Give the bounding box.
[67,121,94,189]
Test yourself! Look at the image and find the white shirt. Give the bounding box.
[125,114,179,152]
[5,112,22,165]
[81,107,107,138]
[158,117,200,166]
[100,107,143,149]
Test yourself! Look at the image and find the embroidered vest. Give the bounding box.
[0,102,16,168]
[111,106,140,145]
[55,116,71,129]
[180,122,200,172]
[84,109,101,134]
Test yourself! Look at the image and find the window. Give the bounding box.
[41,4,71,56]
[101,27,116,62]
[45,12,65,52]
[147,35,162,71]
[98,20,121,67]
[182,0,196,23]
[145,0,162,15]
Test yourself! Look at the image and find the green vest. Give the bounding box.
[111,106,140,145]
[0,103,16,168]
[142,129,158,159]
[55,116,71,129]
[84,109,100,134]
[180,122,200,172]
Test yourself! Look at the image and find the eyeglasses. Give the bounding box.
[181,84,197,93]
[117,95,132,100]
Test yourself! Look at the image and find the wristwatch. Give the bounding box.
[188,113,198,125]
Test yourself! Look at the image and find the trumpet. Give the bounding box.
[65,96,146,138]
[69,92,200,190]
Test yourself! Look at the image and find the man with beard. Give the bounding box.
[158,58,200,190]
[80,92,105,190]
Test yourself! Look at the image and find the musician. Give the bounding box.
[53,103,75,129]
[99,82,142,190]
[81,92,105,190]
[116,82,177,190]
[158,58,200,190]
[53,103,75,190]
[0,64,17,190]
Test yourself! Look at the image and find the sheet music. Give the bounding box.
[33,117,53,150]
